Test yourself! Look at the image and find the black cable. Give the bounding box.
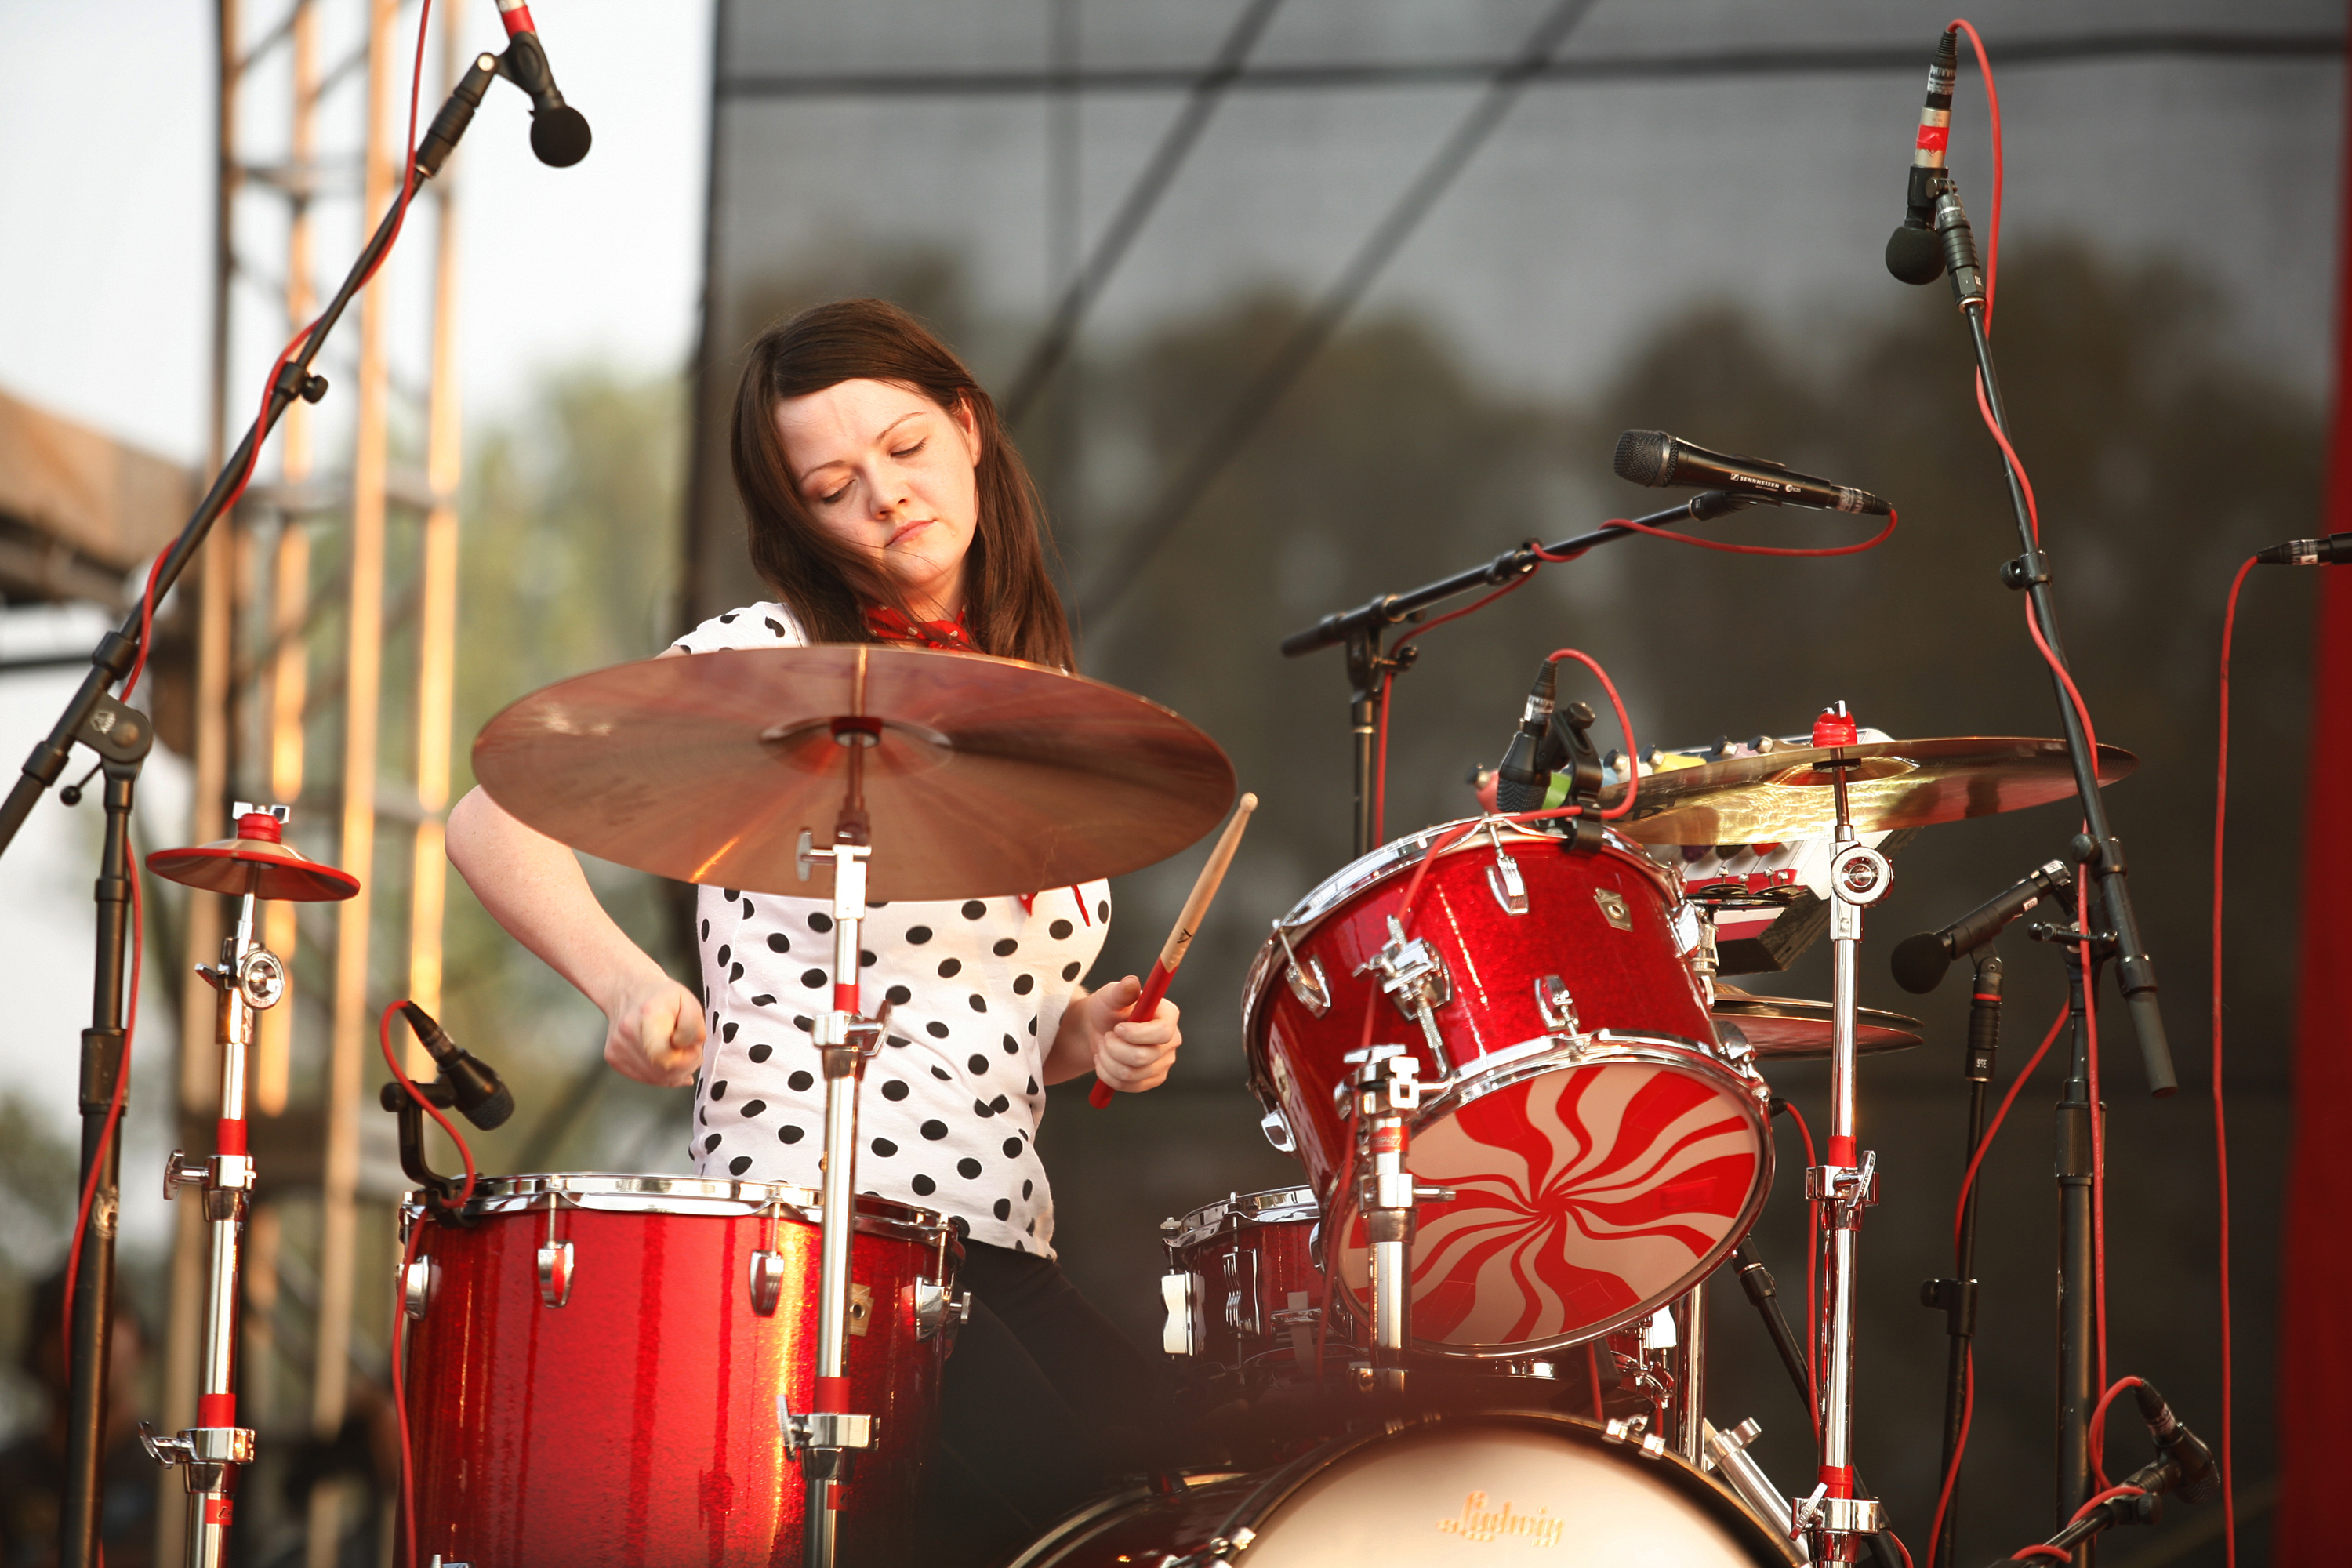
[1002,0,1287,429]
[1073,0,1602,625]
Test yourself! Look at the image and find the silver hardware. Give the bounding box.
[1258,1106,1296,1153]
[235,947,287,1010]
[1704,1418,1809,1559]
[846,1281,873,1338]
[162,1151,207,1202]
[1814,1495,1885,1534]
[779,1402,876,1452]
[1413,1185,1456,1203]
[1534,975,1581,1035]
[1828,843,1893,907]
[1714,1018,1755,1067]
[1594,888,1634,930]
[794,827,815,881]
[1483,822,1528,915]
[140,1421,254,1467]
[749,1250,787,1316]
[1360,918,1454,1076]
[537,1240,575,1308]
[1275,924,1330,1016]
[139,1422,193,1468]
[403,1258,435,1321]
[1602,1413,1668,1459]
[914,1283,969,1341]
[1639,1306,1677,1350]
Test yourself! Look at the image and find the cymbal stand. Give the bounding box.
[1795,706,1893,1563]
[140,807,292,1566]
[1924,952,2002,1568]
[787,676,890,1568]
[1344,1045,1425,1395]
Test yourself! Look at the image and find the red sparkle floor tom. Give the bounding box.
[1160,1186,1338,1377]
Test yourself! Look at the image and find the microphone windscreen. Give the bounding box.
[1613,430,1673,487]
[1886,223,1946,285]
[532,106,593,168]
[1889,931,1951,995]
[463,1081,517,1131]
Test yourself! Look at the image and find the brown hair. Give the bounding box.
[730,299,1075,668]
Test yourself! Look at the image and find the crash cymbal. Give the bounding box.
[472,644,1236,902]
[148,812,360,902]
[1711,984,1923,1058]
[1602,737,2135,845]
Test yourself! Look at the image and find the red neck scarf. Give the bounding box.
[863,605,977,652]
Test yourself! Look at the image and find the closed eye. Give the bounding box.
[891,439,927,459]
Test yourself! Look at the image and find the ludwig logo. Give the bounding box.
[1436,1490,1564,1547]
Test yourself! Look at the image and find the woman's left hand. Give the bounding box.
[1057,975,1182,1094]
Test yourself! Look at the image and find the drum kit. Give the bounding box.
[127,632,2140,1567]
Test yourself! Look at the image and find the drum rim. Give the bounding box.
[1163,1185,1321,1252]
[1238,815,1682,1061]
[1318,1032,1775,1359]
[403,1171,952,1243]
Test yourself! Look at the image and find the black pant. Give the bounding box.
[915,1240,1171,1566]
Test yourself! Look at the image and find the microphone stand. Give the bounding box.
[1915,175,2174,1098]
[45,50,510,1568]
[1279,492,1755,857]
[1923,952,2001,1568]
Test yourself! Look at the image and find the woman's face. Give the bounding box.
[774,378,982,619]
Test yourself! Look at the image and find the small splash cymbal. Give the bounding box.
[148,814,360,902]
[1711,984,1923,1059]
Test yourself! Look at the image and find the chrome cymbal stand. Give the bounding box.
[140,805,292,1567]
[1795,706,1893,1563]
[786,662,890,1568]
[1344,1044,1423,1395]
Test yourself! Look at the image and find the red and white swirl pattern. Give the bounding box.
[1340,1056,1763,1349]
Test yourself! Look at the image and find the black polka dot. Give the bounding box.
[722,887,739,899]
[1050,920,1073,940]
[921,1120,949,1141]
[780,1125,805,1144]
[697,1105,707,1125]
[967,994,987,1013]
[1097,901,1110,921]
[793,1016,814,1033]
[1026,1218,1037,1235]
[1002,1137,1022,1159]
[764,616,786,637]
[1022,1179,1033,1199]
[938,958,963,978]
[742,898,753,918]
[710,1081,728,1101]
[992,938,1018,957]
[931,1066,951,1081]
[926,1022,950,1039]
[886,985,912,1005]
[741,1100,767,1118]
[1013,974,1035,996]
[957,1158,982,1179]
[787,1070,814,1092]
[1002,1034,1019,1055]
[721,1022,739,1043]
[703,1133,722,1152]
[729,964,744,981]
[973,1098,995,1119]
[989,1094,1008,1113]
[767,932,792,953]
[719,612,737,623]
[911,1174,936,1196]
[871,1138,897,1157]
[870,900,890,908]
[748,1044,773,1063]
[967,1054,989,1075]
[1062,962,1082,982]
[861,951,877,967]
[809,913,833,933]
[886,1034,911,1047]
[1027,1018,1039,1036]
[730,1156,753,1176]
[961,901,987,920]
[993,1198,1012,1220]
[800,969,826,989]
[882,1080,909,1101]
[749,993,775,1007]
[906,926,933,944]
[700,919,711,940]
[717,944,731,967]
[1025,1076,1039,1094]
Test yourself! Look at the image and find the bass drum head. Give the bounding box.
[1011,1414,1796,1566]
[1330,1039,1770,1356]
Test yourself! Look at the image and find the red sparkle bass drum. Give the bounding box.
[399,1174,963,1567]
[1243,819,1773,1358]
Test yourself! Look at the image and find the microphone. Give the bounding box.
[2255,532,2352,566]
[1887,29,1960,285]
[1613,430,1891,517]
[1890,858,2073,994]
[400,1001,517,1130]
[1494,660,1557,813]
[494,0,593,167]
[2132,1381,2220,1505]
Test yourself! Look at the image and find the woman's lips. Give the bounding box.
[887,518,934,548]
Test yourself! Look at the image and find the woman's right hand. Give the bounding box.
[602,972,708,1087]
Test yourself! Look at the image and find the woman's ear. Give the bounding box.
[952,395,983,466]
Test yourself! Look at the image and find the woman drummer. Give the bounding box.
[446,297,1185,1560]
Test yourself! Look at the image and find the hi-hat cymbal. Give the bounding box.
[472,644,1236,902]
[1602,737,2135,845]
[1711,984,1923,1059]
[148,818,361,903]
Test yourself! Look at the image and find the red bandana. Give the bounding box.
[864,605,978,652]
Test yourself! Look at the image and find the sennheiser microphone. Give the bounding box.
[2255,532,2352,566]
[1890,858,2073,994]
[401,1001,517,1130]
[1494,660,1558,814]
[494,0,593,167]
[1613,430,1892,517]
[1887,30,1960,285]
[2132,1381,2220,1505]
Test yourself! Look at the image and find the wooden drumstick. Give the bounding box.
[1089,793,1258,1107]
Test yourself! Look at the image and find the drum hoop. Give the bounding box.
[1239,816,1679,1054]
[1317,1034,1775,1359]
[401,1171,951,1245]
[1000,1472,1254,1568]
[1175,1410,1801,1566]
[1164,1185,1320,1252]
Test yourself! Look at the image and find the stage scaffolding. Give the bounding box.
[158,0,463,1559]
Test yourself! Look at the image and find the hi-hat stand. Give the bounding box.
[1342,1045,1428,1395]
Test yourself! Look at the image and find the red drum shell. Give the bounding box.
[1161,1187,1337,1375]
[401,1174,956,1568]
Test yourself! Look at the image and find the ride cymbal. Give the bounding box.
[1710,984,1923,1059]
[1602,736,2135,845]
[472,644,1236,902]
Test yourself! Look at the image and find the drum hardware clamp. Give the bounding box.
[1600,1413,1669,1460]
[1703,1418,1809,1560]
[1273,923,1330,1017]
[1359,918,1454,1076]
[1533,975,1581,1036]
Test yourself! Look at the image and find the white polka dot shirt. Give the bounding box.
[671,604,1111,1255]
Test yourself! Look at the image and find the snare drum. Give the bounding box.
[1244,820,1772,1358]
[1160,1187,1336,1375]
[399,1173,962,1567]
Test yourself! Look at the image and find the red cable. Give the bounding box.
[2009,1549,2069,1564]
[1543,648,1639,819]
[1371,572,1537,841]
[2209,557,2253,1567]
[2078,870,2110,1411]
[2084,1374,2147,1494]
[60,856,140,1363]
[1599,508,1898,558]
[1946,20,2004,326]
[1951,1007,2069,1256]
[1927,1348,1976,1564]
[1784,1102,1820,1422]
[1889,1530,1918,1568]
[2067,1483,2147,1528]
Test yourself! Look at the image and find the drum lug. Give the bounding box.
[749,1249,787,1316]
[536,1240,575,1308]
[1593,888,1635,931]
[1258,1106,1297,1154]
[1534,975,1581,1036]
[1486,849,1529,916]
[1160,1270,1199,1356]
[402,1256,435,1321]
[1274,923,1330,1016]
[916,1283,971,1341]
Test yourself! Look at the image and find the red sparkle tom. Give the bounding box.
[1159,1187,1338,1377]
[399,1174,963,1567]
[1243,818,1773,1359]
